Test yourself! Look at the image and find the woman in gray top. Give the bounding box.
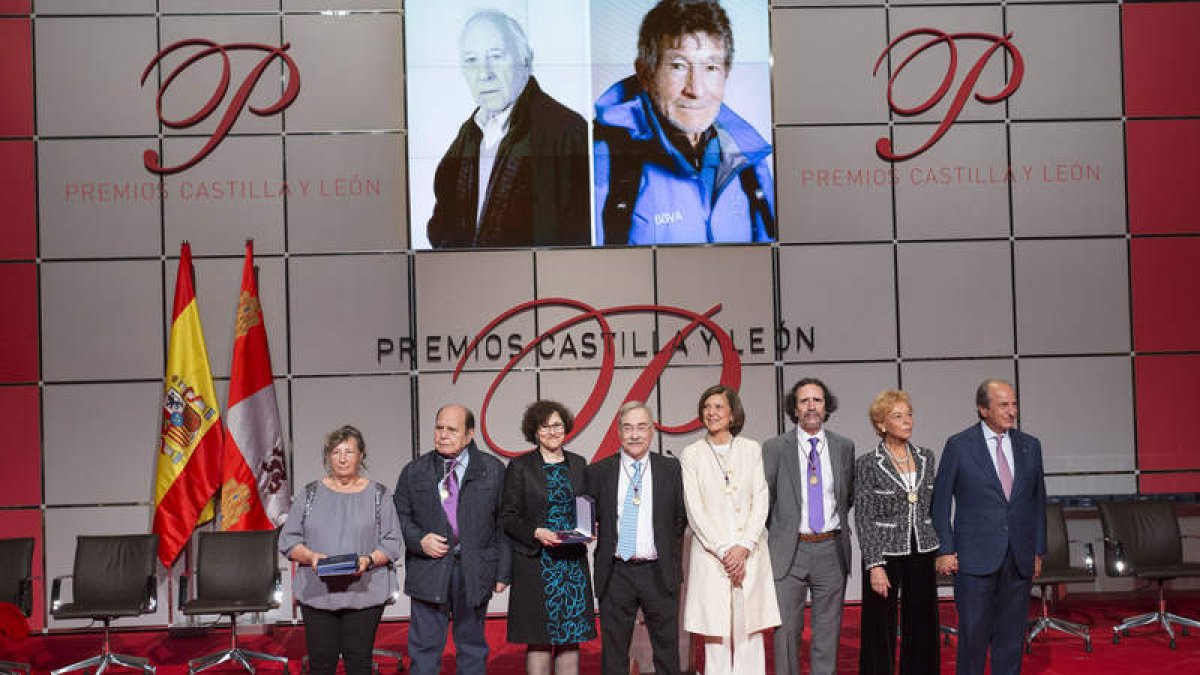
[280,425,402,675]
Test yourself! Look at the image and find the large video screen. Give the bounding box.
[404,0,774,249]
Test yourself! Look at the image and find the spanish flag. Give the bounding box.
[219,240,288,530]
[153,242,224,566]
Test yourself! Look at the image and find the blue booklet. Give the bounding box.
[316,553,359,577]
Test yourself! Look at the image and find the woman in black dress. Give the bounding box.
[500,400,595,674]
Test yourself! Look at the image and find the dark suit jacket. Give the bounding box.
[394,441,512,607]
[853,443,940,569]
[931,423,1047,577]
[762,428,856,578]
[587,452,688,598]
[427,77,590,248]
[500,449,589,556]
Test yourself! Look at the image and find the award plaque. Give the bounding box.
[555,496,596,545]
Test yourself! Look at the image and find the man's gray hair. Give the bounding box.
[461,9,533,66]
[975,378,1014,409]
[617,400,655,425]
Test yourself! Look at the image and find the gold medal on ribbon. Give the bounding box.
[809,475,819,485]
[907,491,918,503]
[632,496,642,506]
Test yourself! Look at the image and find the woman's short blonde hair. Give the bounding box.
[868,389,912,438]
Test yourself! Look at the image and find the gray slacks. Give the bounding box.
[772,537,847,675]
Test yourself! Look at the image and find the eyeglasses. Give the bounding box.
[538,422,565,433]
[330,447,360,457]
[620,423,653,435]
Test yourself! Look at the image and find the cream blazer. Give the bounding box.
[679,435,781,637]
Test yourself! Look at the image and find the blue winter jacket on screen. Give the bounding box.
[593,76,776,246]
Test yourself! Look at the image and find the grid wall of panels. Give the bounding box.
[0,0,1197,628]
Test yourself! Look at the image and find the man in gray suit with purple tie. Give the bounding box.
[763,377,856,675]
[933,379,1047,675]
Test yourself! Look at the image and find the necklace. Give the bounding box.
[883,442,918,504]
[622,457,645,506]
[704,437,736,495]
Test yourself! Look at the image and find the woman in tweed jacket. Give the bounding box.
[854,390,940,675]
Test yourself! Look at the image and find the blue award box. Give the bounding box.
[555,496,595,545]
[316,553,359,577]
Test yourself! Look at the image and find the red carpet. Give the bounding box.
[4,594,1199,673]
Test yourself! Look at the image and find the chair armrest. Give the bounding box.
[177,574,191,609]
[270,571,283,609]
[1103,536,1131,576]
[17,576,33,616]
[1082,542,1097,575]
[142,575,158,613]
[50,575,72,612]
[1067,538,1098,575]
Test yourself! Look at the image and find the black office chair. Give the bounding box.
[1099,499,1200,649]
[1026,503,1095,652]
[0,537,34,675]
[50,533,158,675]
[180,529,287,674]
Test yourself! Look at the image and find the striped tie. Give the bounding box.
[616,460,643,560]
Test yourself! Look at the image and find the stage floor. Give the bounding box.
[5,593,1200,673]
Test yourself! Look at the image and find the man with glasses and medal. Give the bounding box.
[588,401,689,675]
[394,404,511,675]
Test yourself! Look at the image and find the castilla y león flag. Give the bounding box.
[154,242,225,567]
[219,240,289,530]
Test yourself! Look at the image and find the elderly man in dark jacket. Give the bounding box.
[427,9,590,248]
[394,404,512,675]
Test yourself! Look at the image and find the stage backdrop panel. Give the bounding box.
[7,0,1200,632]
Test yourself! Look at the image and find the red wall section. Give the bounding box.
[0,2,31,15]
[1131,238,1200,353]
[0,386,40,508]
[0,141,36,259]
[0,508,43,630]
[0,18,32,136]
[1124,3,1200,117]
[1140,472,1200,495]
[0,263,38,382]
[1135,355,1200,471]
[1127,120,1200,235]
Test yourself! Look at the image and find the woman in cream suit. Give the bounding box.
[679,385,781,674]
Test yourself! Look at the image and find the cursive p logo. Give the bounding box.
[453,298,742,462]
[140,39,301,175]
[873,28,1024,162]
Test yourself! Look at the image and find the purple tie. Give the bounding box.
[442,457,460,536]
[807,437,825,532]
[995,435,1013,500]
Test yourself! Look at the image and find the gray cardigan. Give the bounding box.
[853,443,940,569]
[279,480,403,610]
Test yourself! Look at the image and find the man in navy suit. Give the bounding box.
[932,379,1047,675]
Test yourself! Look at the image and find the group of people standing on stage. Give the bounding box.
[279,376,1046,675]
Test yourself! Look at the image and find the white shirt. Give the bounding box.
[616,451,658,560]
[797,428,840,534]
[981,421,1015,486]
[472,105,514,226]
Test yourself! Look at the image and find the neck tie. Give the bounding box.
[995,435,1013,500]
[616,460,643,560]
[442,457,460,537]
[807,438,825,532]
